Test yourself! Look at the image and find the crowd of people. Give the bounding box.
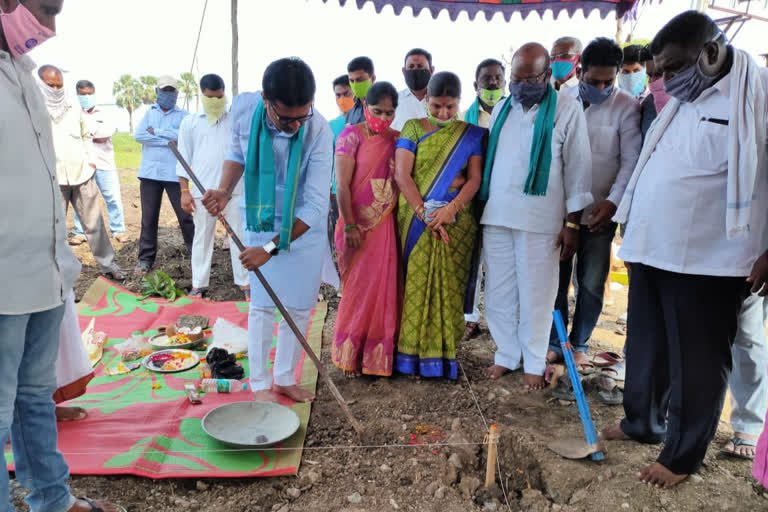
[3,1,768,511]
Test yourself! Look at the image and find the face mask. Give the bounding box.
[509,81,548,109]
[349,80,372,100]
[337,96,355,113]
[550,57,579,81]
[78,94,96,111]
[404,69,431,92]
[618,69,647,98]
[425,103,456,128]
[479,88,503,107]
[363,105,393,133]
[579,81,614,106]
[663,49,719,103]
[0,3,55,58]
[648,79,671,114]
[156,89,178,110]
[201,95,227,125]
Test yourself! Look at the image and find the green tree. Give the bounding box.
[113,74,143,134]
[178,72,199,111]
[139,75,158,105]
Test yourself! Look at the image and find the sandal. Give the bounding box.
[600,362,626,382]
[591,351,623,368]
[720,436,757,460]
[551,375,575,401]
[188,287,207,298]
[77,497,127,512]
[102,269,126,282]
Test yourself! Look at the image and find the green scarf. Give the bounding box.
[243,99,305,251]
[480,84,557,200]
[464,98,480,125]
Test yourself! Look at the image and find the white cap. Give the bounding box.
[157,75,177,90]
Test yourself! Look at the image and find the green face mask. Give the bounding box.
[479,88,503,107]
[425,104,457,128]
[349,80,372,100]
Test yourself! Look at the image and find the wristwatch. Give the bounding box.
[262,240,279,256]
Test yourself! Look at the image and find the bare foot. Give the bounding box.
[56,406,87,422]
[573,351,595,374]
[252,390,280,403]
[343,370,362,378]
[637,462,688,489]
[722,432,758,459]
[69,498,125,512]
[483,364,512,380]
[546,350,562,364]
[599,423,630,441]
[522,373,545,392]
[274,384,315,403]
[462,322,480,341]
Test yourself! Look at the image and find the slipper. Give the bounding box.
[56,407,87,422]
[551,375,575,401]
[720,436,757,460]
[576,360,596,376]
[188,288,207,298]
[591,351,623,367]
[583,374,617,393]
[77,497,127,512]
[600,363,626,382]
[597,387,623,406]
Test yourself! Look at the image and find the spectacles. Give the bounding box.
[268,102,314,126]
[509,70,549,85]
[550,52,579,61]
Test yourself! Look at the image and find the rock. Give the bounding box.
[483,500,500,511]
[496,387,511,397]
[459,476,482,499]
[558,399,573,406]
[286,487,301,499]
[451,418,462,432]
[380,464,392,473]
[389,498,400,510]
[399,476,413,486]
[621,503,630,509]
[426,481,440,496]
[401,414,414,421]
[690,474,704,484]
[552,506,562,511]
[277,506,290,512]
[446,431,479,467]
[347,492,362,504]
[569,489,588,505]
[486,392,496,401]
[441,463,458,486]
[271,504,282,511]
[435,487,447,499]
[520,489,550,512]
[195,480,209,491]
[448,453,463,469]
[604,468,614,479]
[300,470,321,486]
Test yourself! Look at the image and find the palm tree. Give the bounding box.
[178,72,199,111]
[139,75,158,105]
[113,74,143,134]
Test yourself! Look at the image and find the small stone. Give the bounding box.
[570,489,588,504]
[426,481,440,495]
[286,487,301,499]
[434,487,447,499]
[558,399,573,406]
[195,480,208,491]
[441,463,458,485]
[486,392,496,401]
[380,464,392,472]
[459,476,481,498]
[621,503,630,509]
[448,453,463,469]
[277,506,290,512]
[399,476,413,486]
[604,468,614,479]
[347,492,362,504]
[552,506,562,511]
[401,414,414,421]
[271,504,282,511]
[389,498,400,510]
[690,474,704,484]
[451,418,462,432]
[496,387,511,397]
[483,500,499,511]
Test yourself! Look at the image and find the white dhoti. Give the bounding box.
[191,195,249,289]
[54,290,94,403]
[248,306,311,392]
[483,225,559,376]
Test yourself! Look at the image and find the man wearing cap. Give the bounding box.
[133,75,192,275]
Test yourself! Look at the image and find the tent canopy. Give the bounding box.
[320,0,642,22]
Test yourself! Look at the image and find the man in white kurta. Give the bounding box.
[176,74,248,298]
[203,58,332,404]
[481,43,592,391]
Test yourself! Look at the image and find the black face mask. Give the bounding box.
[404,69,431,91]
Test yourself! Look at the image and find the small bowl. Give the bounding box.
[202,401,301,447]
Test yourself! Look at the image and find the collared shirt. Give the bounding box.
[344,99,364,125]
[392,88,427,131]
[50,103,94,186]
[175,110,241,199]
[555,74,580,92]
[460,105,492,129]
[481,92,593,235]
[619,68,768,277]
[0,51,81,314]
[639,94,657,142]
[83,107,117,171]
[135,104,189,182]
[562,86,642,224]
[225,92,332,234]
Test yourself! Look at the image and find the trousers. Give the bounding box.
[138,178,194,266]
[190,197,248,288]
[73,169,126,235]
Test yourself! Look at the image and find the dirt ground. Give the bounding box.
[12,168,768,512]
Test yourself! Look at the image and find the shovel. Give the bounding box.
[547,310,605,461]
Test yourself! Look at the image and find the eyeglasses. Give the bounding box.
[509,70,549,85]
[550,52,579,61]
[268,101,314,127]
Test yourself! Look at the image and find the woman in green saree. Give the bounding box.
[394,72,486,379]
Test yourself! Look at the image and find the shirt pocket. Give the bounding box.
[589,125,620,158]
[691,118,729,172]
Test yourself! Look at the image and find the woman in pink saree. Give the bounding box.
[332,82,402,377]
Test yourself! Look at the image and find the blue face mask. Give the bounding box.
[550,58,579,81]
[618,69,647,98]
[578,81,614,106]
[663,49,719,103]
[78,94,96,111]
[509,81,548,109]
[156,89,178,110]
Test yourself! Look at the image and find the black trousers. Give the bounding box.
[138,178,194,265]
[620,263,750,475]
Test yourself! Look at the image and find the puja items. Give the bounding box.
[142,349,200,373]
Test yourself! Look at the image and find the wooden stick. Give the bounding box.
[485,424,499,488]
[169,141,363,434]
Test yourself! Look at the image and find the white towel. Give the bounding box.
[615,49,767,240]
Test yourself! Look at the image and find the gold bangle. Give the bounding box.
[565,221,581,231]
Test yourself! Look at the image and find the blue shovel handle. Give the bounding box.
[552,310,604,461]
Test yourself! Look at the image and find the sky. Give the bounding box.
[28,0,768,131]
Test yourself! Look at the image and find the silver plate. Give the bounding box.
[149,333,206,351]
[142,349,200,373]
[202,401,301,447]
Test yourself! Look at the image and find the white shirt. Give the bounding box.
[83,108,116,171]
[392,88,427,131]
[481,92,593,235]
[562,86,641,223]
[619,69,768,277]
[0,52,81,314]
[175,110,241,199]
[50,104,94,186]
